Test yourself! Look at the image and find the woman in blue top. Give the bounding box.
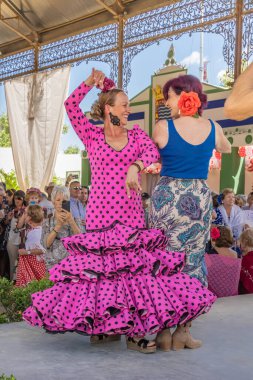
[149,75,231,287]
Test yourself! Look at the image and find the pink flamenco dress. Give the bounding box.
[23,82,216,337]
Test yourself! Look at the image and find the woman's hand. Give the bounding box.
[54,210,67,228]
[7,211,14,221]
[18,248,27,256]
[125,165,142,198]
[85,68,105,88]
[62,209,74,224]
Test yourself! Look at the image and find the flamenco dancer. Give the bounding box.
[23,69,216,354]
[149,74,231,350]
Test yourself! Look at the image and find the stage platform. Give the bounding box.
[0,294,252,380]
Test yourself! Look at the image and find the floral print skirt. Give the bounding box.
[149,177,212,287]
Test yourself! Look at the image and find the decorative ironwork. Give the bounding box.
[0,1,252,85]
[39,24,118,69]
[174,20,236,71]
[0,50,35,81]
[242,14,253,62]
[244,0,253,11]
[124,0,234,45]
[123,38,172,90]
[75,51,119,85]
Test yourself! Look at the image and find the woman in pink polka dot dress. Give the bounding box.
[23,69,216,354]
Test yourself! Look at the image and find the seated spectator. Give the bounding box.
[17,188,41,229]
[0,189,15,278]
[235,194,246,208]
[205,226,241,297]
[239,228,253,294]
[42,186,80,270]
[16,205,46,287]
[39,192,54,218]
[5,189,15,208]
[6,190,26,280]
[217,188,243,244]
[242,192,253,210]
[209,225,237,258]
[69,180,86,233]
[44,182,55,201]
[212,193,223,226]
[26,187,41,205]
[79,186,89,208]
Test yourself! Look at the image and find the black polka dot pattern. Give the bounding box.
[22,81,217,336]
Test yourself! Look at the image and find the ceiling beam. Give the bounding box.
[2,0,36,33]
[0,0,39,49]
[0,0,173,56]
[95,0,119,17]
[115,0,125,12]
[0,19,35,46]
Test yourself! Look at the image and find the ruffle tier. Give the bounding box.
[50,223,185,282]
[23,222,216,336]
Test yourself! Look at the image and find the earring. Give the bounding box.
[109,112,120,126]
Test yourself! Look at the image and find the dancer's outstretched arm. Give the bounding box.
[64,69,103,151]
[224,62,253,121]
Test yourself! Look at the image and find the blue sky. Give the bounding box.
[0,32,227,151]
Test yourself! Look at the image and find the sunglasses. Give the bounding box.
[15,197,24,201]
[72,186,82,190]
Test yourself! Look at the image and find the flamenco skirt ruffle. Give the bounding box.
[23,222,216,337]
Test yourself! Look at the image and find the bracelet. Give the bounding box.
[52,228,59,234]
[131,162,142,173]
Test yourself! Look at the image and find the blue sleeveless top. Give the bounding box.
[160,119,215,180]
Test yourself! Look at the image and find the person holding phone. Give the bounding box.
[41,186,80,270]
[6,190,26,280]
[69,180,86,233]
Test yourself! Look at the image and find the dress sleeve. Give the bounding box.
[133,124,160,167]
[64,82,95,151]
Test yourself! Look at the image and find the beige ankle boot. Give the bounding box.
[156,328,172,351]
[172,323,202,350]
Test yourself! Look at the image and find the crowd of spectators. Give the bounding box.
[0,180,253,297]
[0,179,87,285]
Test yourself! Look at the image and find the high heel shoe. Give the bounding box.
[155,328,172,352]
[126,337,156,354]
[172,323,202,350]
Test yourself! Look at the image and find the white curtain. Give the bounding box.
[5,66,70,190]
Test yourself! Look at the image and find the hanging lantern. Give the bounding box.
[238,146,246,157]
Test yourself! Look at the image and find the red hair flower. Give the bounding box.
[178,91,201,117]
[210,227,220,240]
[96,77,116,93]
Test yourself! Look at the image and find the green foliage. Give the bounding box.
[219,59,248,88]
[218,71,234,88]
[0,169,19,190]
[64,145,80,154]
[0,114,11,148]
[0,374,16,380]
[62,124,69,134]
[52,175,63,185]
[0,277,53,323]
